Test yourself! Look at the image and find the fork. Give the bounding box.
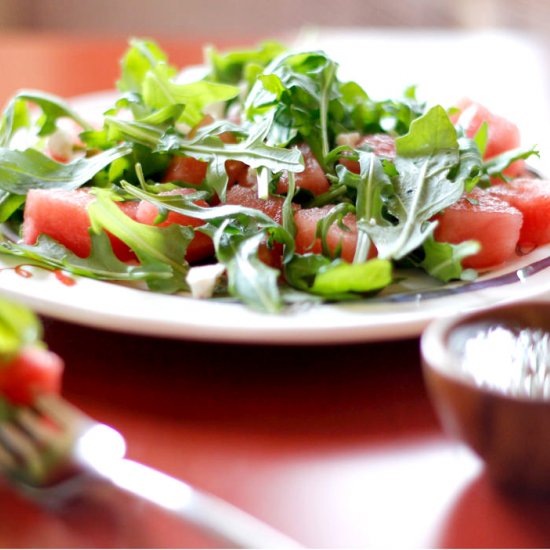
[0,394,301,548]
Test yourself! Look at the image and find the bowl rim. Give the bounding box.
[421,300,550,405]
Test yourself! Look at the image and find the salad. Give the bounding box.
[0,39,540,313]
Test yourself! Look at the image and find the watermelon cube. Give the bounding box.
[276,143,329,196]
[22,189,138,261]
[339,133,396,173]
[225,184,297,225]
[488,178,550,248]
[434,188,523,269]
[451,98,525,178]
[135,188,214,263]
[294,205,361,263]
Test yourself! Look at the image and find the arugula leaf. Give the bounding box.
[207,41,287,85]
[118,38,176,94]
[0,96,30,148]
[284,253,331,291]
[282,171,297,239]
[118,38,240,128]
[122,178,279,226]
[396,105,458,156]
[483,146,539,182]
[123,176,296,254]
[420,236,480,282]
[311,258,392,295]
[314,203,355,258]
[107,144,170,186]
[0,144,131,194]
[362,106,464,260]
[284,254,392,298]
[339,81,424,135]
[123,173,298,308]
[336,151,392,263]
[214,228,281,313]
[474,121,489,156]
[88,189,192,292]
[108,115,304,201]
[139,104,185,126]
[0,231,172,284]
[0,191,25,222]
[243,49,424,171]
[106,117,163,147]
[453,136,483,192]
[0,89,92,147]
[244,50,340,163]
[160,115,304,174]
[142,73,239,127]
[0,297,43,363]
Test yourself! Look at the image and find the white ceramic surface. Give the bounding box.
[1,245,550,343]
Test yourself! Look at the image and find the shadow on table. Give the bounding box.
[41,317,438,444]
[434,473,550,548]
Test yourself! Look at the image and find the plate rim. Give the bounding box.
[1,84,549,345]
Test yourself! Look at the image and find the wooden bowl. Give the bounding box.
[421,302,550,494]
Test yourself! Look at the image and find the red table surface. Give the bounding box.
[0,32,549,549]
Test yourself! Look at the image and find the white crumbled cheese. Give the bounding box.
[203,101,225,120]
[226,103,242,124]
[176,122,192,135]
[47,128,75,161]
[256,167,269,200]
[186,263,226,299]
[336,132,361,148]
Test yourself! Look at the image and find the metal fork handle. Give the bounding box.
[93,458,301,549]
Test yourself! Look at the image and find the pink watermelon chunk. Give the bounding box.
[22,189,138,261]
[225,184,298,224]
[488,178,550,248]
[163,155,248,190]
[276,143,329,196]
[224,185,301,268]
[451,98,525,178]
[163,118,247,191]
[434,188,523,269]
[135,188,214,263]
[294,205,376,263]
[339,133,396,173]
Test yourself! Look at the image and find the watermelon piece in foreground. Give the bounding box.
[22,189,138,261]
[0,346,63,406]
[434,188,523,269]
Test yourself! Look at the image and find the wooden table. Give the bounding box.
[0,32,549,549]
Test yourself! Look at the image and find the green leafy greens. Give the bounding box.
[360,106,471,260]
[0,38,539,313]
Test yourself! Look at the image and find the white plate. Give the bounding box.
[2,29,550,344]
[1,247,550,344]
